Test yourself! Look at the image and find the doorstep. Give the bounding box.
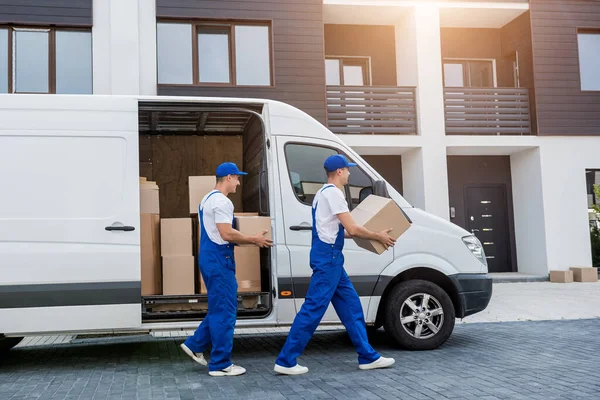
[489,272,549,283]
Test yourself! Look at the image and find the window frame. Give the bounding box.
[157,18,275,88]
[576,28,600,92]
[325,55,372,86]
[0,25,92,94]
[283,141,374,209]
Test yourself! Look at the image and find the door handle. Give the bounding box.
[105,225,135,232]
[290,225,312,231]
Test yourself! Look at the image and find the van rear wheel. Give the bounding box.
[0,334,23,353]
[383,280,455,350]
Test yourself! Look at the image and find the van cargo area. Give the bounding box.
[137,101,272,323]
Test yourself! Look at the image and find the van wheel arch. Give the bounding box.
[0,334,24,353]
[374,267,461,330]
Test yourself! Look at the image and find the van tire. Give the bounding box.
[0,335,23,353]
[383,280,455,350]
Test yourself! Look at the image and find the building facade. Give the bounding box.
[1,0,599,275]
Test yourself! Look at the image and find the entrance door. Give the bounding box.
[465,185,511,272]
[0,95,141,335]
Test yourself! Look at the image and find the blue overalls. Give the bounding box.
[184,190,238,372]
[276,185,380,367]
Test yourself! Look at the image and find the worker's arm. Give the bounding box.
[337,212,396,249]
[217,224,273,248]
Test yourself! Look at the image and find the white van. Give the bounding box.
[0,95,492,353]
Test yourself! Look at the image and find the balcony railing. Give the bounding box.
[444,87,532,135]
[326,86,417,135]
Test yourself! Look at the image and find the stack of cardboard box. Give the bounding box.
[161,218,195,295]
[140,178,161,295]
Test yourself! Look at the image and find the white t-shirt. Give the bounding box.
[199,190,234,245]
[313,184,349,244]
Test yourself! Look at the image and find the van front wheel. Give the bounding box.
[383,280,455,350]
[0,334,23,353]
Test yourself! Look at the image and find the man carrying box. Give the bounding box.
[274,154,396,375]
[180,162,273,377]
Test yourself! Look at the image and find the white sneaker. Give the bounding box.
[358,356,395,370]
[208,364,246,377]
[274,364,309,375]
[180,343,208,366]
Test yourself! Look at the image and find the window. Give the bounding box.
[577,31,600,91]
[284,143,373,208]
[157,21,273,86]
[0,26,92,94]
[325,57,371,86]
[443,59,495,88]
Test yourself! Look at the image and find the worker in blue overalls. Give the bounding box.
[181,162,273,377]
[274,154,397,375]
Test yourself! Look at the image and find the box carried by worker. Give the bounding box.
[350,194,412,254]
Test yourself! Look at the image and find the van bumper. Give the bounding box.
[449,273,493,318]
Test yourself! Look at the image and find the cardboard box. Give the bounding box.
[189,176,216,215]
[569,267,598,282]
[139,177,147,183]
[161,218,192,256]
[235,216,272,246]
[140,213,161,295]
[550,270,573,283]
[140,181,160,214]
[198,247,261,294]
[350,195,411,254]
[235,212,259,217]
[162,255,195,295]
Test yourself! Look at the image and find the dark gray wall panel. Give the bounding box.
[0,0,92,26]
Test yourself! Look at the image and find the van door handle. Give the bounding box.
[105,226,135,232]
[290,225,312,231]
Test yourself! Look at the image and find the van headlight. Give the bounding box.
[462,235,487,266]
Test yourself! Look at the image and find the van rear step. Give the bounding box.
[142,293,270,321]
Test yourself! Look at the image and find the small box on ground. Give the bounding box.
[569,266,598,282]
[140,181,160,214]
[162,255,195,295]
[350,195,411,254]
[140,213,161,295]
[161,218,192,256]
[550,270,573,283]
[189,176,216,215]
[234,216,272,246]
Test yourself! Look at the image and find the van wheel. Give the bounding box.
[383,280,455,350]
[0,335,23,353]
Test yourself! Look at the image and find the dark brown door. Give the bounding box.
[465,185,511,273]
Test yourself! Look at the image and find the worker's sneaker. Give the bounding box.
[180,343,207,366]
[273,364,309,375]
[208,364,246,377]
[358,356,395,370]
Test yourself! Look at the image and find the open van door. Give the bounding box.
[0,95,141,335]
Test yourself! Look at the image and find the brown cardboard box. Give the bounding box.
[139,177,147,183]
[189,176,216,215]
[235,246,262,292]
[235,213,259,217]
[140,181,160,214]
[235,216,272,246]
[161,218,192,256]
[140,213,161,295]
[569,267,598,282]
[162,255,195,295]
[550,270,574,283]
[350,195,411,254]
[198,247,261,294]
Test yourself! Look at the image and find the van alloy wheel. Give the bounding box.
[400,293,444,339]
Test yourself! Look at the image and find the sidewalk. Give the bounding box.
[15,281,600,348]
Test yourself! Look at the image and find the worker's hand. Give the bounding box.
[376,228,396,250]
[253,230,274,248]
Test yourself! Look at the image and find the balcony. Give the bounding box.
[444,88,532,135]
[326,86,417,135]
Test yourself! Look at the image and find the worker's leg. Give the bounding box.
[275,252,341,368]
[183,266,211,353]
[331,267,380,365]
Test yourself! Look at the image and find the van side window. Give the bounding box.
[284,143,337,205]
[345,156,374,209]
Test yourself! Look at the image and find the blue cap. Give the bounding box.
[324,154,357,172]
[216,162,247,178]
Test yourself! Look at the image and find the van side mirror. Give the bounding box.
[373,180,390,198]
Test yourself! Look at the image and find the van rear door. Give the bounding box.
[0,95,141,335]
